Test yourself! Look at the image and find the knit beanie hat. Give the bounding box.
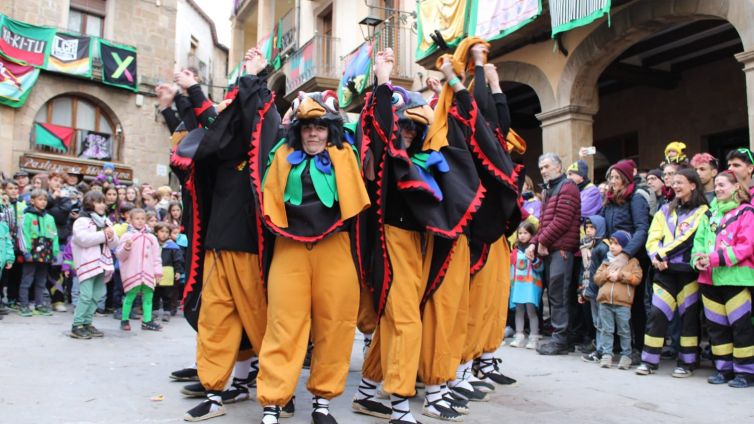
[609,159,636,181]
[610,230,632,248]
[103,162,115,171]
[647,168,662,180]
[567,160,589,179]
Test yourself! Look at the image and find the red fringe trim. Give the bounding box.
[470,243,489,276]
[374,148,392,318]
[170,148,193,170]
[181,166,202,304]
[426,182,486,239]
[194,100,213,119]
[449,101,519,191]
[396,180,440,201]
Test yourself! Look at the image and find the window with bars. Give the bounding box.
[31,96,120,161]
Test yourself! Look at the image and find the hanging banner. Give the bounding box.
[285,41,314,95]
[550,0,611,37]
[34,122,75,151]
[337,43,372,108]
[226,62,242,88]
[470,0,542,41]
[258,32,273,63]
[416,0,469,60]
[47,33,93,77]
[79,130,113,160]
[0,15,55,67]
[99,39,138,91]
[0,54,40,108]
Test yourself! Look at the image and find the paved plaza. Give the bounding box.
[1,311,753,424]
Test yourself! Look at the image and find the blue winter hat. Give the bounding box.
[103,162,115,171]
[610,230,632,249]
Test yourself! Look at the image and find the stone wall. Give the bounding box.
[0,0,177,185]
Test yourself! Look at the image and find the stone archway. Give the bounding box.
[268,72,289,114]
[492,60,557,112]
[546,0,754,166]
[560,0,754,113]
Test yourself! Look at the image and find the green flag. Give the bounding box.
[0,14,55,67]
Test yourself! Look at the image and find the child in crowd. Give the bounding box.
[154,223,184,322]
[94,162,120,187]
[103,186,119,222]
[578,215,607,360]
[509,221,543,349]
[142,191,159,211]
[70,191,119,339]
[169,225,186,313]
[165,201,183,229]
[593,231,642,369]
[18,189,59,317]
[155,186,172,220]
[61,236,75,305]
[117,208,163,331]
[146,210,159,233]
[0,212,13,302]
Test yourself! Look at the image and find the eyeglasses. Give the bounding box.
[737,148,754,164]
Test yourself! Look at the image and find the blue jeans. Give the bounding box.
[590,297,601,352]
[598,303,632,357]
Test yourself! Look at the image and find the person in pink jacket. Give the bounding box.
[116,208,163,331]
[691,171,754,388]
[70,191,119,339]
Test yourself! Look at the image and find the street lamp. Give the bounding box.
[359,15,383,41]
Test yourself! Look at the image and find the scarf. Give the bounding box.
[712,198,738,216]
[89,212,108,229]
[423,36,489,152]
[606,182,635,204]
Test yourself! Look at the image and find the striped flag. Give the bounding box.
[47,33,92,77]
[34,122,74,151]
[550,0,611,37]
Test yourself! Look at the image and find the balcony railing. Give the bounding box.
[283,35,340,96]
[372,22,416,81]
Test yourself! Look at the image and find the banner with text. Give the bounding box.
[0,14,54,67]
[47,32,93,77]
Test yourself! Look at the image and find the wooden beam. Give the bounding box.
[642,28,741,67]
[617,20,726,60]
[602,63,678,89]
[670,43,744,73]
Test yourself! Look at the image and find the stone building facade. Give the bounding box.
[0,0,177,185]
[422,0,754,180]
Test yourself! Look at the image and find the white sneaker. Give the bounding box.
[600,354,613,368]
[53,303,67,312]
[525,335,540,350]
[509,333,526,348]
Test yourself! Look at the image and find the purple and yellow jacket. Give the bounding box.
[646,202,708,273]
